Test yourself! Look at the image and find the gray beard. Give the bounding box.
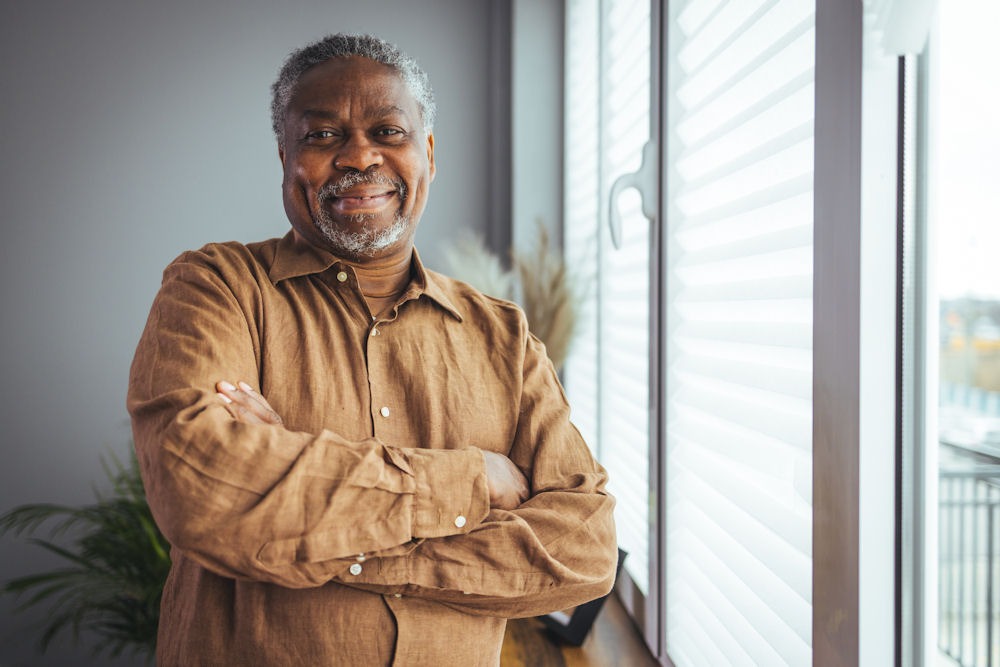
[314,209,410,258]
[314,172,411,258]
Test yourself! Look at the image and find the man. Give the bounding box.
[128,33,617,666]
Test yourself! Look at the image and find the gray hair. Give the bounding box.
[270,33,436,146]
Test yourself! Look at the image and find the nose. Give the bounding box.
[333,132,383,172]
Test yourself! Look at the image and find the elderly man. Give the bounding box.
[128,33,617,666]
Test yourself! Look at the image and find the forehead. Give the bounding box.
[287,56,420,120]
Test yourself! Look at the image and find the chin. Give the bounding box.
[315,213,413,261]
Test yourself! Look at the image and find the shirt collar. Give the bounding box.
[268,230,464,322]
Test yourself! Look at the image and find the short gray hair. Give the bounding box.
[270,33,436,146]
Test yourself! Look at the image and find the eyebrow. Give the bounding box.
[372,105,407,118]
[299,106,409,120]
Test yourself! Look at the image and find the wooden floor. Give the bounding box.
[500,594,657,667]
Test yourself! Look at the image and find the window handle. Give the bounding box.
[608,140,657,250]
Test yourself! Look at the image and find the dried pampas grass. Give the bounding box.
[444,224,581,370]
[512,226,578,370]
[442,233,516,301]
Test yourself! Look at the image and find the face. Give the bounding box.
[279,56,435,262]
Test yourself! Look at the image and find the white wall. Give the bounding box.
[0,2,503,664]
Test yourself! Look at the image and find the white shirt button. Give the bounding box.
[380,406,390,417]
[454,515,467,528]
[349,563,363,576]
[336,271,348,283]
[371,328,380,336]
[356,553,366,563]
[393,593,402,598]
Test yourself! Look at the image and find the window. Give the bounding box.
[563,0,816,662]
[563,0,656,641]
[560,1,965,664]
[905,3,1000,665]
[662,2,814,664]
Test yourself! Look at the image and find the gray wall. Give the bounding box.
[0,1,507,664]
[511,0,564,251]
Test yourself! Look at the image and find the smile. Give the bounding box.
[329,191,397,215]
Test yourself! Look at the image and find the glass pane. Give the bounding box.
[663,1,814,664]
[929,3,1000,666]
[563,0,601,452]
[562,0,652,600]
[600,0,652,596]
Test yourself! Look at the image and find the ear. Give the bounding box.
[426,133,436,181]
[278,144,286,166]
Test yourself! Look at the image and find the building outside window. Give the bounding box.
[916,3,1000,665]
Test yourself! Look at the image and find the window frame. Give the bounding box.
[558,1,892,664]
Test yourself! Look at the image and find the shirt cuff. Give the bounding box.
[404,447,490,538]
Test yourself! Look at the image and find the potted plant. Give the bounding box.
[0,451,170,662]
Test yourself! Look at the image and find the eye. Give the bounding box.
[306,130,336,140]
[375,127,406,138]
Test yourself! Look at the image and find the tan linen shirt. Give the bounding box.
[128,231,617,666]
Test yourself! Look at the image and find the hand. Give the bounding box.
[481,450,529,510]
[216,381,284,426]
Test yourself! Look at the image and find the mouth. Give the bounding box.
[318,174,406,218]
[330,189,397,214]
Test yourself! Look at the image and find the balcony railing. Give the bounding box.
[939,463,1000,667]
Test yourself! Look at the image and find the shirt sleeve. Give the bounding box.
[128,252,491,589]
[338,322,619,619]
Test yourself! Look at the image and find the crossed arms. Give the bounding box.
[128,245,617,618]
[215,380,531,512]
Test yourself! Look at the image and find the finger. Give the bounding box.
[216,381,280,425]
[216,381,252,413]
[216,392,241,420]
[236,381,284,425]
[216,380,266,416]
[217,389,268,425]
[510,464,530,502]
[236,381,278,414]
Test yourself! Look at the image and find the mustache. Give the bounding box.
[317,171,407,203]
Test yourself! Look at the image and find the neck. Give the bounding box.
[291,229,416,316]
[353,253,413,298]
[347,244,415,318]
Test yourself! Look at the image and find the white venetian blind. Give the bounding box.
[563,0,601,452]
[564,0,653,596]
[663,0,815,665]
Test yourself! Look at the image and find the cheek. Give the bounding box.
[281,167,317,221]
[408,163,433,198]
[281,174,304,207]
[287,162,311,186]
[283,152,324,185]
[406,176,431,213]
[282,163,320,204]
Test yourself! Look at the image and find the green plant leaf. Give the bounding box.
[0,447,168,661]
